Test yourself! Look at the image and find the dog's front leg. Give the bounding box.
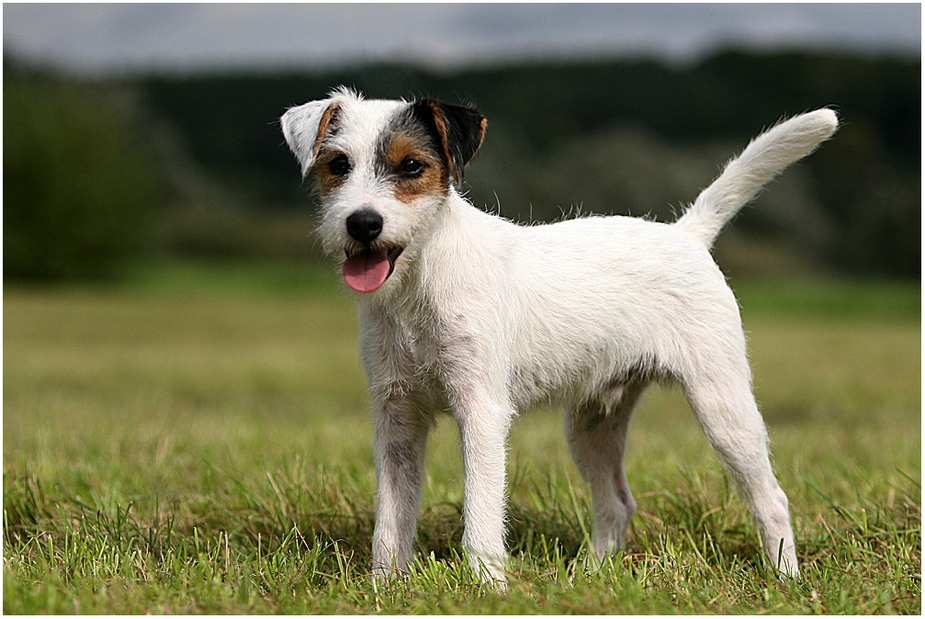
[371,394,431,581]
[451,387,513,587]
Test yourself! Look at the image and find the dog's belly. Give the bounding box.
[507,318,656,411]
[509,353,642,411]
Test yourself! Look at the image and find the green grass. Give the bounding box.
[4,260,920,613]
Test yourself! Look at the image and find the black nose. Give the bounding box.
[346,208,383,243]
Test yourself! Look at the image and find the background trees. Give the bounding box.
[5,50,919,280]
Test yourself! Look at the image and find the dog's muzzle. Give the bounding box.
[343,208,404,293]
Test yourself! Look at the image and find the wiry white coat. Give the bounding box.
[281,90,838,585]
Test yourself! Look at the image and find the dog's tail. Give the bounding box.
[675,109,838,248]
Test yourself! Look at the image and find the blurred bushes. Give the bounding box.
[3,50,918,281]
[140,50,919,278]
[4,73,160,280]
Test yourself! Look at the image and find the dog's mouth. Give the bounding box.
[342,246,404,293]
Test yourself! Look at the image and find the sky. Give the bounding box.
[3,3,921,76]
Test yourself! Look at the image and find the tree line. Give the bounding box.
[4,50,919,279]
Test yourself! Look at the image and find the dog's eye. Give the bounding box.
[328,154,352,176]
[399,157,425,177]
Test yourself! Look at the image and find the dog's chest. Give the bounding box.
[359,302,455,401]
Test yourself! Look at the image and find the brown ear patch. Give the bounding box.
[311,101,342,162]
[411,100,486,186]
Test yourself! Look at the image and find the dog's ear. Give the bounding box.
[281,98,341,177]
[412,100,486,186]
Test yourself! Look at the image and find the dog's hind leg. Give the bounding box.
[566,380,647,561]
[682,365,799,577]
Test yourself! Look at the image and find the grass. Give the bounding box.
[4,259,921,613]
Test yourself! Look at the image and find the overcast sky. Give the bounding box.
[3,3,920,75]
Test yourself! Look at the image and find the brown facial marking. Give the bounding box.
[308,148,349,197]
[379,127,450,205]
[305,102,346,197]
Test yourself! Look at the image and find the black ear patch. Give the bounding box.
[411,100,487,186]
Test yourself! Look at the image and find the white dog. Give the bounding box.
[281,87,837,585]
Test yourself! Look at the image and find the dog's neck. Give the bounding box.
[354,187,503,322]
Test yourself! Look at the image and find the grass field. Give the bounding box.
[4,260,921,613]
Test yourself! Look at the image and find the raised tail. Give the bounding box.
[675,109,838,247]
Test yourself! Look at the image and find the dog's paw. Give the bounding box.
[467,553,508,591]
[371,561,410,585]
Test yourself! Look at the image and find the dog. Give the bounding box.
[280,87,837,585]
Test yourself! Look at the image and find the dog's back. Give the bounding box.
[471,109,839,410]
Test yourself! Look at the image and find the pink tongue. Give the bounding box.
[343,249,391,293]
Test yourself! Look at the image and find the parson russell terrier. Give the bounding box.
[280,87,837,585]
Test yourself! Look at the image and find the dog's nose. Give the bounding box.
[346,208,383,243]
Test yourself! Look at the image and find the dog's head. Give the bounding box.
[281,87,486,295]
